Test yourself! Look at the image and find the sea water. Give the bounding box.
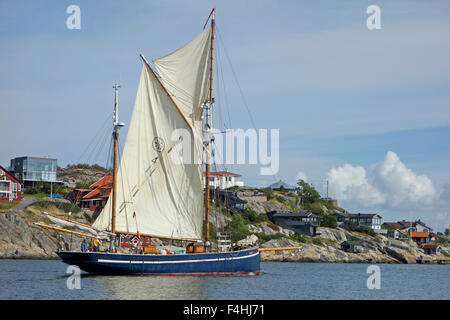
[0,260,448,300]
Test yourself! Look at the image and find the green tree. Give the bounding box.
[296,179,320,204]
[445,228,449,236]
[321,215,337,228]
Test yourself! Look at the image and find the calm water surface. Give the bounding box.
[0,260,448,300]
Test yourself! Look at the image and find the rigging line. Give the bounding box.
[214,40,225,135]
[74,112,112,165]
[105,135,113,171]
[216,27,257,129]
[216,37,233,130]
[93,124,113,165]
[87,122,112,165]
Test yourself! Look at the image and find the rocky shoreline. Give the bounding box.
[1,210,448,264]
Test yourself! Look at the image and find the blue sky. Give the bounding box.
[1,1,449,231]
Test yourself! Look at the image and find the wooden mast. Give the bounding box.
[111,83,123,237]
[204,10,215,243]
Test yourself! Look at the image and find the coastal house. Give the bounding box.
[331,211,349,227]
[390,229,409,240]
[384,220,433,234]
[216,189,246,211]
[207,171,244,190]
[348,213,382,230]
[80,175,112,212]
[0,165,22,202]
[9,156,58,187]
[421,243,441,256]
[382,222,409,240]
[331,212,383,231]
[399,220,433,233]
[267,210,322,236]
[410,231,431,244]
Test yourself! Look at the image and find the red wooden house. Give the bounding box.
[78,175,153,248]
[0,165,22,202]
[80,175,112,211]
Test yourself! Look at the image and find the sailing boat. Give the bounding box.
[54,10,260,275]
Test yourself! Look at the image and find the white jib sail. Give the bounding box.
[154,27,212,165]
[154,27,212,126]
[92,62,204,240]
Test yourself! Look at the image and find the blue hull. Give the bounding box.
[56,247,260,275]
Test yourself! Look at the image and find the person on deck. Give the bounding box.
[92,237,101,252]
[81,238,88,252]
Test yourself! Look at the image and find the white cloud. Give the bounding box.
[328,164,385,208]
[327,151,439,211]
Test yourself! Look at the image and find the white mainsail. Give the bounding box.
[92,60,205,240]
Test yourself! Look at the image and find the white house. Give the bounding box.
[206,171,244,189]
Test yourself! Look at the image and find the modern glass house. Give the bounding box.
[10,156,57,185]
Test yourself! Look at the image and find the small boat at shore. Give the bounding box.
[42,9,262,275]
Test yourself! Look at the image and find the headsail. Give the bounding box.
[92,60,204,240]
[154,27,212,127]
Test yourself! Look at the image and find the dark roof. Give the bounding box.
[383,222,404,230]
[422,243,440,249]
[331,211,350,217]
[12,156,57,161]
[394,220,432,230]
[348,213,382,219]
[267,210,321,219]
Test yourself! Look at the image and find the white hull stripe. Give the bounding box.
[97,252,259,264]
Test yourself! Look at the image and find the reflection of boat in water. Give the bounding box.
[94,273,210,300]
[49,9,260,275]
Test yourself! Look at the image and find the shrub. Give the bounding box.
[256,233,282,244]
[226,213,251,243]
[312,237,323,246]
[290,232,307,243]
[321,215,337,228]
